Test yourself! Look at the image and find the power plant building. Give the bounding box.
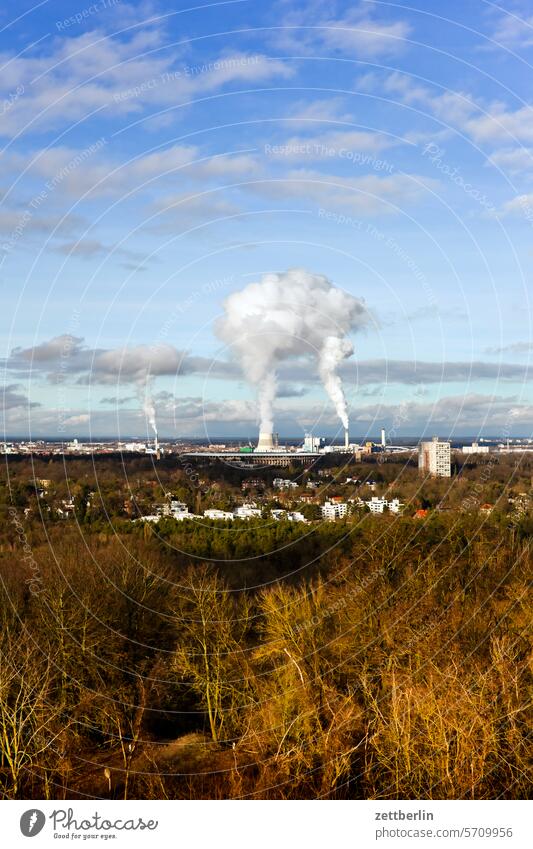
[418,437,451,477]
[303,434,323,452]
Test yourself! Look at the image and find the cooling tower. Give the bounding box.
[256,431,274,451]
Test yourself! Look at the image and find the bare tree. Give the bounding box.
[0,636,64,798]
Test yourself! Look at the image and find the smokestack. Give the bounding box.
[216,270,369,444]
[155,433,160,459]
[256,431,274,452]
[381,427,386,448]
[344,428,349,450]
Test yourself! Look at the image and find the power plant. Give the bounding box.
[255,428,348,455]
[255,431,279,452]
[183,426,359,467]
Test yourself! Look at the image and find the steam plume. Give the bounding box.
[216,269,368,433]
[94,344,175,437]
[318,335,353,431]
[139,376,157,436]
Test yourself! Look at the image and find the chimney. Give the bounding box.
[381,427,386,448]
[256,431,274,452]
[344,428,349,450]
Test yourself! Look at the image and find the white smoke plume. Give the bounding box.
[318,335,353,431]
[94,344,180,436]
[216,268,368,433]
[139,376,157,436]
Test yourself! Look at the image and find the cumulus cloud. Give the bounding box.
[354,393,533,433]
[0,17,293,139]
[275,3,412,58]
[496,193,533,219]
[1,384,39,411]
[92,344,186,383]
[487,10,533,49]
[486,147,533,176]
[265,129,397,161]
[14,334,84,363]
[248,169,434,215]
[359,69,533,151]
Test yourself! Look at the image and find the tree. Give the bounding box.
[171,566,253,742]
[0,636,64,798]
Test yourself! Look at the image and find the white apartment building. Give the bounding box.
[388,498,403,514]
[418,437,451,477]
[273,478,298,489]
[234,505,262,519]
[321,501,348,520]
[462,442,489,454]
[271,509,307,522]
[366,496,387,514]
[365,496,403,514]
[287,511,306,523]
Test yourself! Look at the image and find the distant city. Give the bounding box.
[3,432,532,466]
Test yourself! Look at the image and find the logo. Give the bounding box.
[20,810,46,837]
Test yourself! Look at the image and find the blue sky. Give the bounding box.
[1,0,533,439]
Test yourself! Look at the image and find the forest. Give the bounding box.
[0,453,531,799]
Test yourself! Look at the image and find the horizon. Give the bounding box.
[4,432,532,442]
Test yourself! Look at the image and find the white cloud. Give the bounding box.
[352,393,533,431]
[248,168,435,216]
[286,97,353,124]
[487,146,533,175]
[265,129,396,161]
[62,413,90,426]
[485,341,533,355]
[497,192,533,218]
[488,11,533,48]
[0,21,294,138]
[150,192,240,229]
[466,104,533,144]
[0,144,259,208]
[276,3,412,58]
[93,344,186,382]
[358,70,533,148]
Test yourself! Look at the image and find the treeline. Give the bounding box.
[4,451,532,527]
[0,512,531,799]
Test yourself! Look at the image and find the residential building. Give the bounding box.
[366,496,387,513]
[388,498,403,514]
[273,478,298,489]
[364,496,403,514]
[271,509,307,523]
[418,437,451,477]
[287,511,306,523]
[204,509,234,520]
[234,505,262,519]
[462,442,489,454]
[321,501,348,520]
